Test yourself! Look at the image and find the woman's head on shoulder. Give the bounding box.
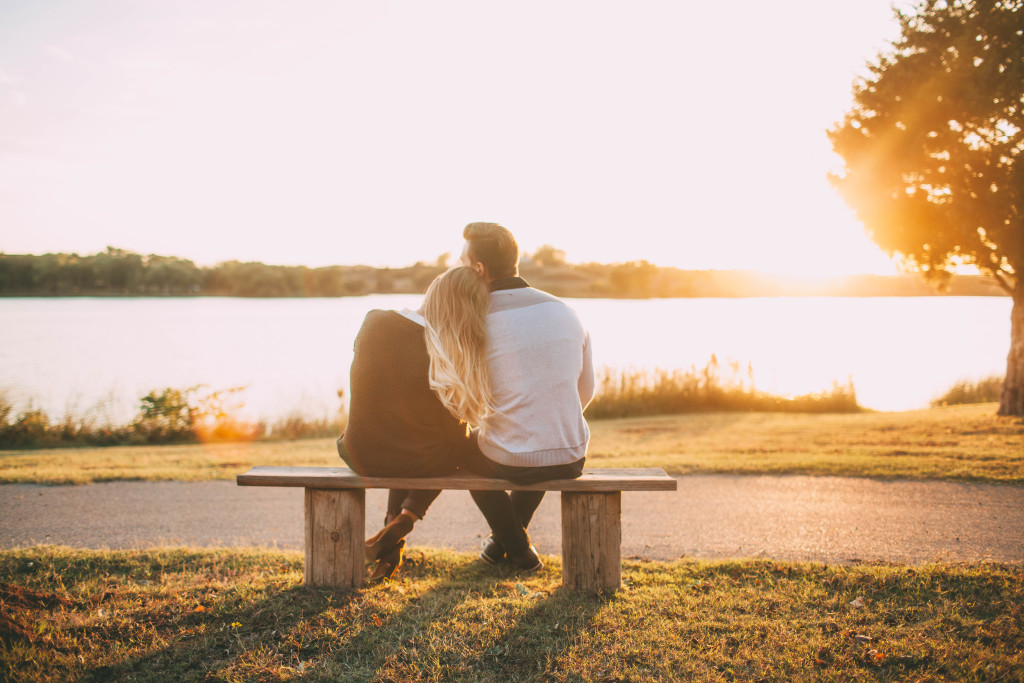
[422,266,493,427]
[423,266,489,324]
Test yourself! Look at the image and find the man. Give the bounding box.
[459,221,596,571]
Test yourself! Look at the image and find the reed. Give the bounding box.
[258,413,347,441]
[931,374,1004,407]
[6,365,999,451]
[587,358,860,419]
[0,389,348,451]
[2,359,861,450]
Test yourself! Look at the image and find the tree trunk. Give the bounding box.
[999,282,1024,416]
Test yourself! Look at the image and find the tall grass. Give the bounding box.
[2,358,864,450]
[4,368,1006,451]
[931,374,1004,407]
[0,387,348,451]
[587,357,860,419]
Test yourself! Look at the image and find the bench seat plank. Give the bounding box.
[236,466,677,492]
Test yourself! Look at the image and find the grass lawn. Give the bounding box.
[3,406,1021,680]
[2,546,1021,682]
[1,403,1021,485]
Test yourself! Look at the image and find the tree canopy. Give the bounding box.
[829,0,1023,414]
[829,0,1021,288]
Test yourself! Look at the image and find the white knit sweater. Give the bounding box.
[476,286,595,467]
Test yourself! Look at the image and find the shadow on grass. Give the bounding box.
[4,545,611,681]
[78,582,350,681]
[7,547,1022,681]
[60,550,606,681]
[335,553,610,681]
[463,584,610,680]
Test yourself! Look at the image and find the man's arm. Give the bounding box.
[578,331,596,410]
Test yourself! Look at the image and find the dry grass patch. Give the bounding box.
[0,439,337,485]
[588,403,1024,483]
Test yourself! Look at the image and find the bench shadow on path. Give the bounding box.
[74,557,608,682]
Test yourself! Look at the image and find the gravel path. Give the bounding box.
[2,475,1022,564]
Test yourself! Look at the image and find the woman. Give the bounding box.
[337,266,493,582]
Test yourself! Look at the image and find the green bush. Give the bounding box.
[131,387,197,443]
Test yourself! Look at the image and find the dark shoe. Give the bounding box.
[368,538,405,584]
[365,513,414,564]
[506,543,543,573]
[479,534,505,565]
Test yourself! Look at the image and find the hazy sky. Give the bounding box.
[1,0,914,274]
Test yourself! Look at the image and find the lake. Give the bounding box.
[0,295,1011,423]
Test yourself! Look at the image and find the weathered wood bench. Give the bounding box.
[236,466,677,593]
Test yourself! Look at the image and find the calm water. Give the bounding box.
[0,295,1011,422]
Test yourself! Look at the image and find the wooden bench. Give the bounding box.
[236,466,677,593]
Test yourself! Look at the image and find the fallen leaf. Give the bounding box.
[372,614,383,627]
[869,650,885,662]
[194,605,206,613]
[849,596,865,608]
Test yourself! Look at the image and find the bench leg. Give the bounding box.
[304,488,365,589]
[560,491,622,592]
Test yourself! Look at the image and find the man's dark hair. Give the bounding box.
[463,222,519,279]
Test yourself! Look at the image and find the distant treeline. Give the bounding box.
[0,248,443,298]
[0,246,1006,298]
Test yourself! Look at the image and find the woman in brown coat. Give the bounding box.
[337,266,493,582]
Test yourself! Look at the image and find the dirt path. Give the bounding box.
[2,475,1022,564]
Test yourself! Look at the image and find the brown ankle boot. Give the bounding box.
[365,513,414,564]
[368,538,405,584]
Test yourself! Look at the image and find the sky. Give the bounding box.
[0,0,916,275]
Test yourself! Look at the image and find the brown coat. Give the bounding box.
[339,309,468,477]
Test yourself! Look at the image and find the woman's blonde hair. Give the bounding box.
[423,266,494,427]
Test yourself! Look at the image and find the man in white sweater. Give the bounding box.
[459,222,596,571]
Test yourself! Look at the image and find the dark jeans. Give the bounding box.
[385,489,440,522]
[458,432,585,484]
[460,432,584,552]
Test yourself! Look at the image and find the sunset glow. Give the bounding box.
[1,1,914,275]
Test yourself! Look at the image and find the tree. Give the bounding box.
[531,244,567,267]
[828,0,1023,415]
[609,260,659,297]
